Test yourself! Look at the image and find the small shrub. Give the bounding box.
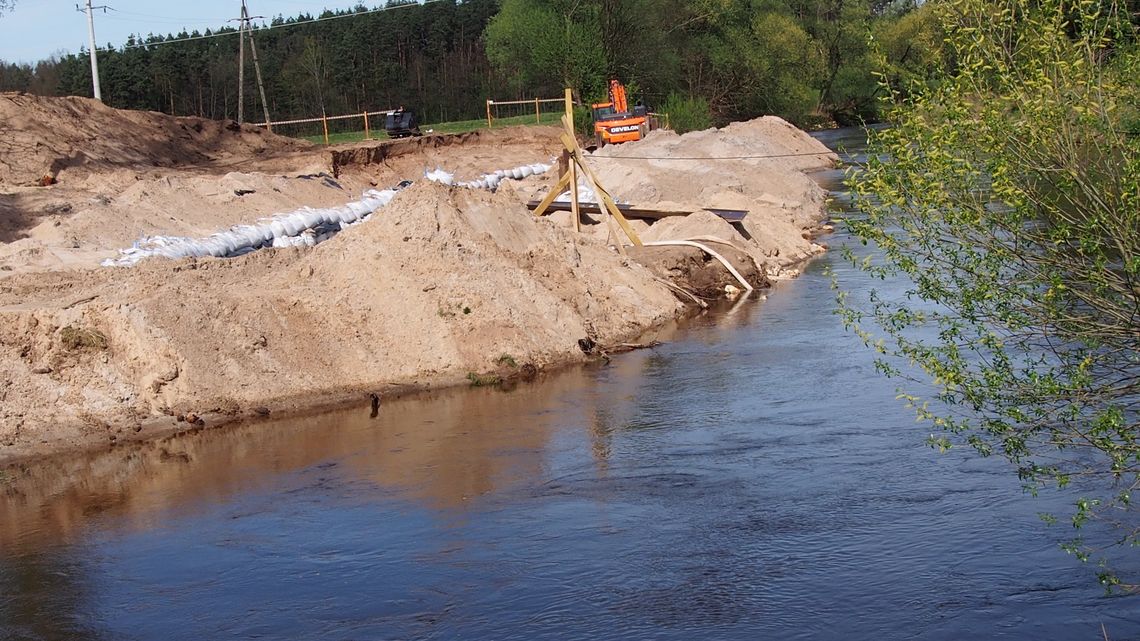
[573,104,594,138]
[496,354,518,368]
[466,372,502,387]
[60,325,108,351]
[660,93,713,134]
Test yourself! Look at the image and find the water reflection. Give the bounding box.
[0,310,723,550]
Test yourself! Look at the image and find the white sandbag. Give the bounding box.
[424,168,456,186]
[104,184,406,267]
[282,213,307,236]
[269,219,288,239]
[300,209,324,229]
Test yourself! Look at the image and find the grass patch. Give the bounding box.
[466,372,502,387]
[495,354,518,368]
[301,111,563,145]
[60,325,108,351]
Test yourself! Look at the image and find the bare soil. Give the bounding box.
[0,94,836,464]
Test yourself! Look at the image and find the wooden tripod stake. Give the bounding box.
[532,88,642,247]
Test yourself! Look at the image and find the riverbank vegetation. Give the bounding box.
[842,0,1139,591]
[0,0,938,130]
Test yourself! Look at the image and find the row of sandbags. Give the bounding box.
[102,160,553,268]
[102,187,402,267]
[424,162,552,191]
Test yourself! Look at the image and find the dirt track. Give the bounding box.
[0,92,836,463]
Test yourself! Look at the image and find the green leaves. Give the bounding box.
[841,0,1140,591]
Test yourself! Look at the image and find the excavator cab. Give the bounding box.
[591,80,650,147]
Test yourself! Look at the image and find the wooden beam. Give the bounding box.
[564,89,580,233]
[526,200,749,223]
[530,170,573,218]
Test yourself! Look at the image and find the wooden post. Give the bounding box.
[564,88,580,233]
[535,97,541,124]
[363,111,370,141]
[559,130,642,246]
[534,89,641,246]
[322,113,330,146]
[486,99,493,129]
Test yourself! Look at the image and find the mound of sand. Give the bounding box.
[0,92,311,187]
[0,97,838,463]
[0,182,684,459]
[519,116,836,277]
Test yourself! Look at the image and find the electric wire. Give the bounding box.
[98,0,443,51]
[106,8,230,23]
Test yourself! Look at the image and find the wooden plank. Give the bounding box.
[526,200,748,223]
[530,171,573,218]
[556,131,642,246]
[584,168,643,247]
[564,89,580,233]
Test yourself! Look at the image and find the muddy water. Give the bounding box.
[3,129,1137,640]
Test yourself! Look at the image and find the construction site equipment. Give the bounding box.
[592,80,650,147]
[385,109,422,138]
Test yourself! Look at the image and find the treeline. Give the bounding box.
[1,0,502,125]
[485,0,941,128]
[0,0,939,129]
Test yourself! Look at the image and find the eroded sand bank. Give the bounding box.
[0,93,836,463]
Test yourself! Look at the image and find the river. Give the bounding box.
[1,128,1136,640]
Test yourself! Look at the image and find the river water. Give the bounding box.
[2,129,1137,640]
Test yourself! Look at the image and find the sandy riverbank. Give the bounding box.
[0,92,836,464]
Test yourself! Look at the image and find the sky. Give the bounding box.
[0,1,371,63]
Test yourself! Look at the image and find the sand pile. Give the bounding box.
[577,116,837,277]
[0,170,387,272]
[0,112,565,273]
[0,92,311,188]
[0,182,683,460]
[332,125,564,181]
[0,97,837,464]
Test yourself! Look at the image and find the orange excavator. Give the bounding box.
[591,79,650,147]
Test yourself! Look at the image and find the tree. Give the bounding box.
[841,0,1140,590]
[300,36,329,118]
[484,0,606,96]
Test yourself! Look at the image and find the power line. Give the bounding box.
[104,1,443,51]
[106,8,230,22]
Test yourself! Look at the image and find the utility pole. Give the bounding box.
[231,1,272,129]
[77,1,109,101]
